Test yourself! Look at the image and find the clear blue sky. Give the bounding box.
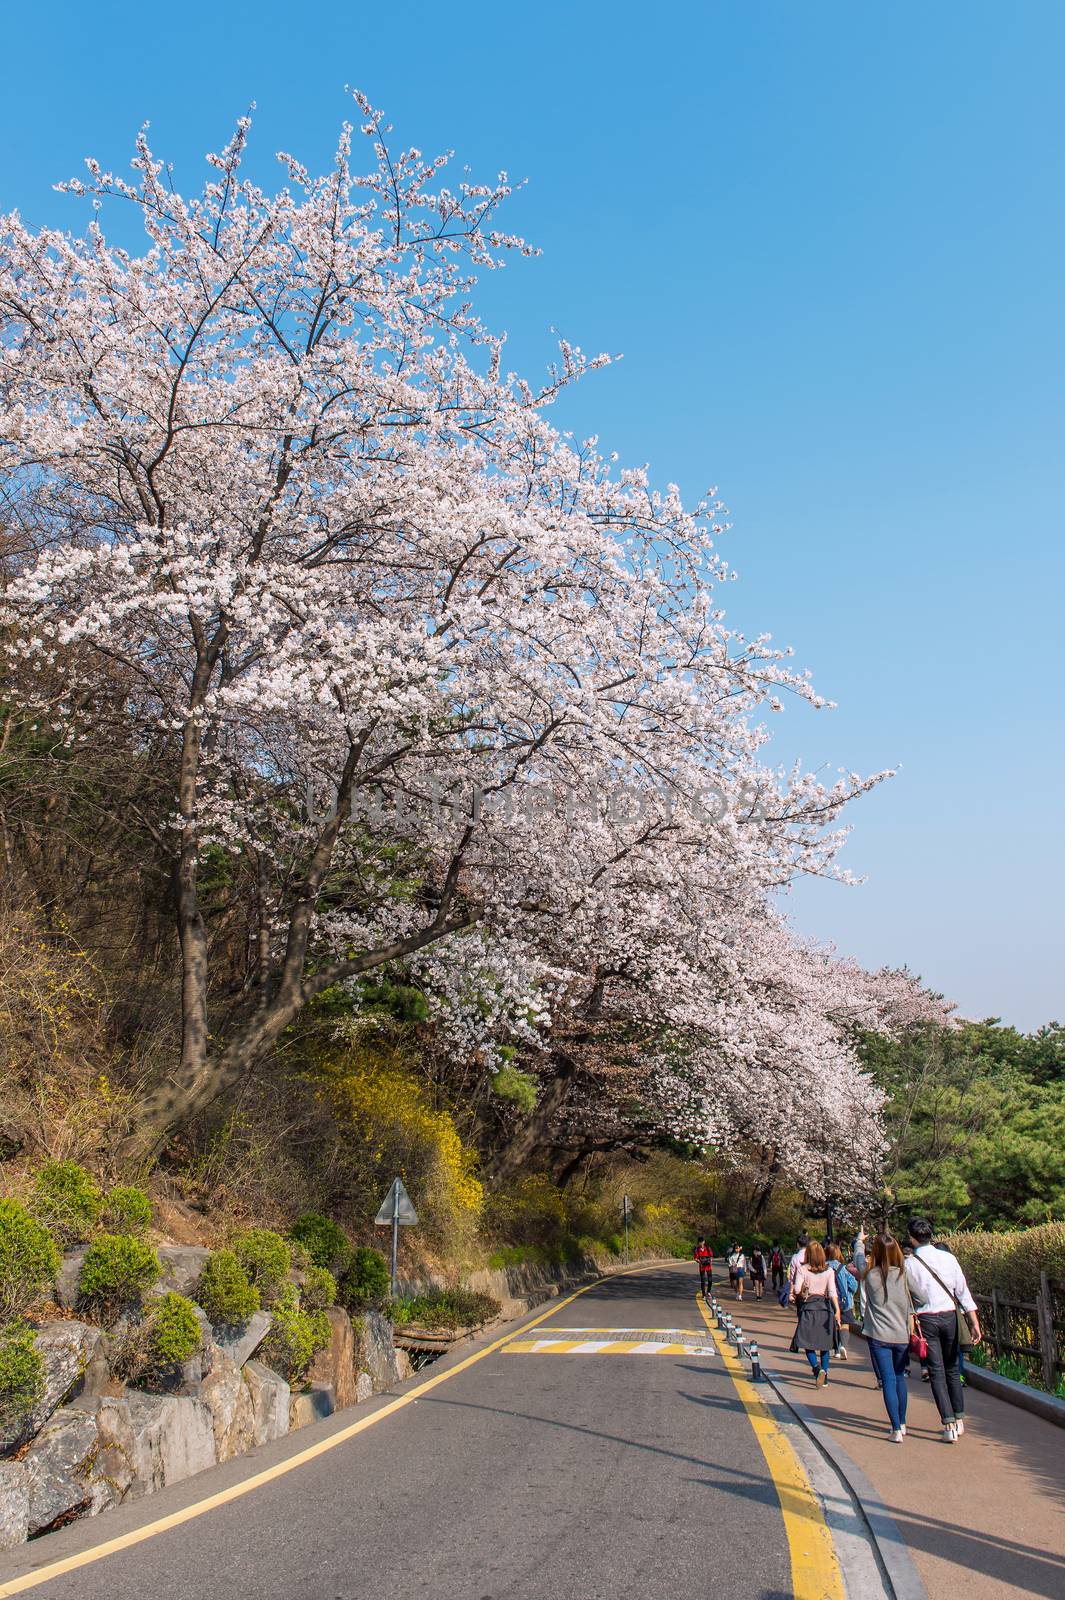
[4,1,1062,1027]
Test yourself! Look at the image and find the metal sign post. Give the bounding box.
[621,1195,633,1263]
[374,1177,419,1295]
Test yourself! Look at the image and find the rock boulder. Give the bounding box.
[96,1392,216,1499]
[154,1246,212,1298]
[243,1360,290,1446]
[0,1320,107,1455]
[212,1310,271,1369]
[289,1382,334,1432]
[308,1307,357,1408]
[21,1408,108,1536]
[197,1349,255,1461]
[0,1462,29,1551]
[358,1310,409,1392]
[55,1249,88,1311]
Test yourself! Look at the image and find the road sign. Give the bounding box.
[375,1177,419,1294]
[375,1177,419,1227]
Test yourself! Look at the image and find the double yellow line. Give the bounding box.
[696,1293,845,1600]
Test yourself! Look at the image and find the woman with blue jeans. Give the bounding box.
[790,1240,842,1386]
[853,1227,919,1443]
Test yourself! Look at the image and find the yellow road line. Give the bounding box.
[695,1295,845,1600]
[0,1263,669,1598]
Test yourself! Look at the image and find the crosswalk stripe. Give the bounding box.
[502,1337,715,1355]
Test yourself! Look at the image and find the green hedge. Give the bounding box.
[195,1250,260,1326]
[942,1223,1065,1298]
[0,1325,45,1436]
[31,1160,102,1247]
[0,1199,60,1321]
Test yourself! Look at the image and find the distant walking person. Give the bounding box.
[769,1243,786,1296]
[694,1236,714,1298]
[853,1227,914,1441]
[788,1234,809,1290]
[790,1239,842,1386]
[905,1217,982,1442]
[749,1246,767,1300]
[728,1243,748,1300]
[825,1242,858,1361]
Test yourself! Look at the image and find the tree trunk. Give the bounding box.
[751,1149,780,1223]
[487,1059,576,1185]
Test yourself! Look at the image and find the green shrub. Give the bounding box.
[942,1222,1065,1299]
[195,1250,260,1326]
[259,1284,330,1384]
[337,1246,390,1312]
[387,1287,500,1331]
[111,1292,203,1386]
[31,1160,103,1247]
[101,1185,153,1235]
[301,1265,337,1312]
[229,1228,291,1305]
[146,1292,202,1370]
[289,1213,352,1273]
[79,1233,160,1316]
[0,1324,45,1436]
[0,1198,61,1321]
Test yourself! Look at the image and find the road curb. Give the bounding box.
[761,1365,928,1600]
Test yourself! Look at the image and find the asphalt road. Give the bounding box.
[1,1265,801,1600]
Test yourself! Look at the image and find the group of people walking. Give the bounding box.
[694,1216,981,1445]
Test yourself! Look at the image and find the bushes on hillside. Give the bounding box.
[942,1222,1065,1298]
[31,1159,102,1247]
[289,1213,351,1273]
[146,1292,202,1368]
[258,1285,330,1384]
[315,1049,483,1251]
[112,1292,203,1385]
[101,1185,153,1235]
[195,1250,260,1326]
[0,1325,46,1436]
[229,1228,291,1306]
[388,1287,500,1331]
[79,1233,160,1317]
[0,1198,60,1321]
[300,1265,337,1312]
[337,1247,390,1312]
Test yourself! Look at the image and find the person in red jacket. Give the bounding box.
[694,1237,714,1298]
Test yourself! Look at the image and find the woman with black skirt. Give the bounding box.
[789,1239,842,1386]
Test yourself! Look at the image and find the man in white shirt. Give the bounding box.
[905,1217,982,1442]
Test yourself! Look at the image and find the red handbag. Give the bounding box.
[904,1279,928,1359]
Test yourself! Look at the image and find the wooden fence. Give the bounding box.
[971,1272,1063,1392]
[851,1271,1064,1394]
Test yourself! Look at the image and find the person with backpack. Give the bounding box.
[853,1226,916,1441]
[825,1242,858,1361]
[727,1242,748,1300]
[789,1239,842,1386]
[749,1245,767,1300]
[905,1217,982,1443]
[694,1236,714,1299]
[769,1242,786,1296]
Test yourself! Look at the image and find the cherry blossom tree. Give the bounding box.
[1,95,889,1156]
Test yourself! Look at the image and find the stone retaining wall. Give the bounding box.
[0,1251,411,1552]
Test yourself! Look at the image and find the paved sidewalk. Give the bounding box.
[714,1282,1065,1600]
